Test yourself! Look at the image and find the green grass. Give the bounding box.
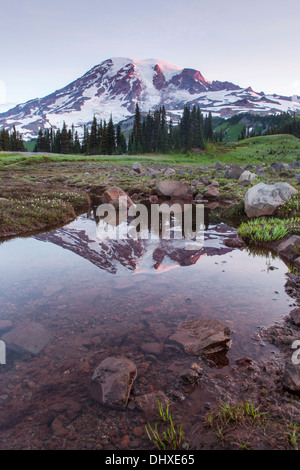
[238,217,300,245]
[1,133,299,167]
[145,399,189,451]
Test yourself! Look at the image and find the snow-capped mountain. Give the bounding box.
[1,57,300,140]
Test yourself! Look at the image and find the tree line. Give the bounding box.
[33,105,214,156]
[128,104,213,154]
[34,116,127,155]
[0,126,25,151]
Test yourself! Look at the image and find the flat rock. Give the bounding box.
[1,321,51,355]
[169,318,231,356]
[89,356,137,409]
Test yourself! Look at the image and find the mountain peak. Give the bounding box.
[0,57,299,140]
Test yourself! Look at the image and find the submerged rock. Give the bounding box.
[1,321,51,355]
[133,390,170,411]
[180,362,203,384]
[89,356,137,409]
[169,318,231,356]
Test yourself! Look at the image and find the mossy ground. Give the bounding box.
[1,134,300,238]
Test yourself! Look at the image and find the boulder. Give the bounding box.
[132,162,143,174]
[203,186,220,200]
[89,356,137,409]
[169,318,231,356]
[163,168,176,177]
[156,180,189,199]
[239,171,258,182]
[224,166,244,179]
[244,182,297,218]
[271,162,290,171]
[1,321,51,355]
[103,186,134,208]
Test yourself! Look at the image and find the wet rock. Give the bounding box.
[132,162,143,174]
[103,186,134,208]
[244,182,298,218]
[1,321,51,355]
[276,235,300,260]
[283,361,300,395]
[133,390,171,411]
[156,180,189,199]
[204,186,220,200]
[0,320,13,333]
[223,237,245,248]
[89,356,137,409]
[290,308,300,327]
[169,318,231,356]
[180,362,203,384]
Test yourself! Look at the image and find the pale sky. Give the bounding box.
[0,0,300,109]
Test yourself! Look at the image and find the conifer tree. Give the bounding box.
[106,116,116,155]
